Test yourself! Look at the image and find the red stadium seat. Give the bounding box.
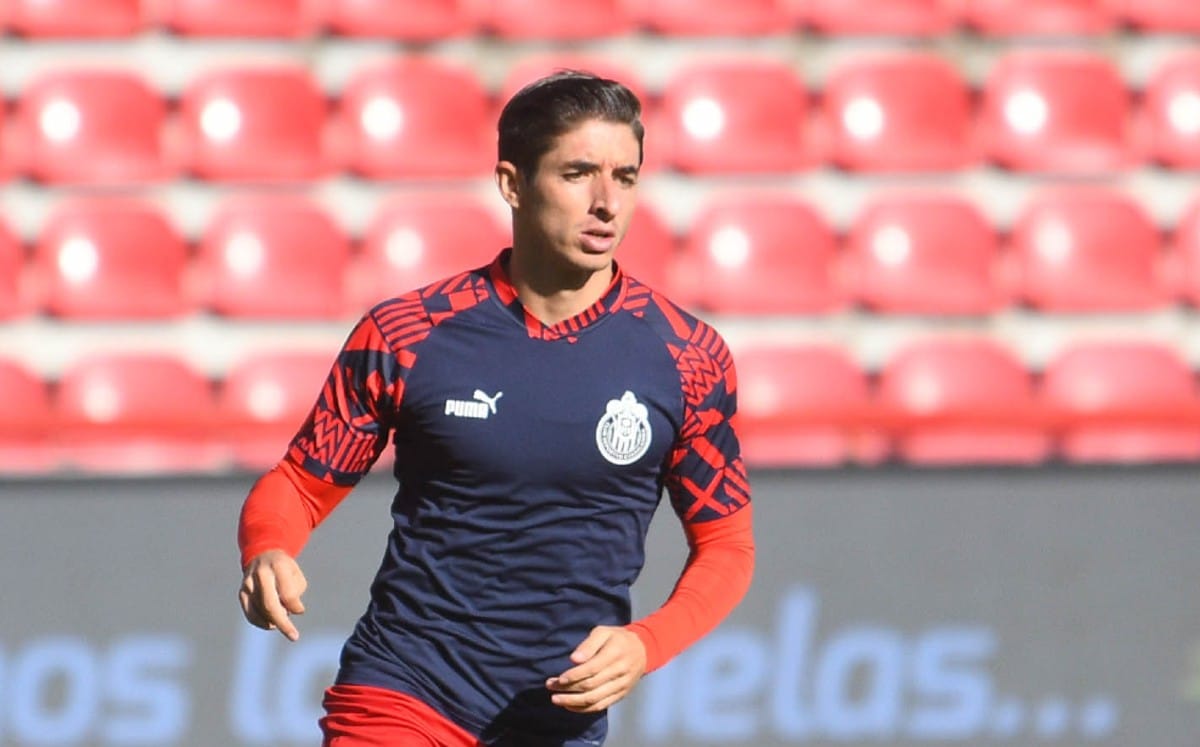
[617,206,677,293]
[735,342,885,466]
[0,221,32,319]
[194,196,350,319]
[347,193,507,312]
[1009,188,1167,312]
[1112,0,1200,33]
[161,0,321,36]
[846,194,1004,315]
[1041,341,1200,463]
[822,53,974,172]
[0,360,57,474]
[335,58,491,180]
[480,0,631,39]
[32,199,190,319]
[1141,52,1200,169]
[178,65,328,182]
[325,0,474,39]
[8,0,143,37]
[14,69,169,185]
[675,194,843,314]
[797,0,955,35]
[218,351,332,470]
[878,337,1050,465]
[960,0,1114,36]
[55,353,224,474]
[659,60,810,174]
[634,0,792,36]
[980,51,1132,174]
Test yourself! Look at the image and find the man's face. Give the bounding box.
[502,118,641,276]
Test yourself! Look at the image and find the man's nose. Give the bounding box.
[592,177,619,220]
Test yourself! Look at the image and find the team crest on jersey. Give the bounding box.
[595,391,652,465]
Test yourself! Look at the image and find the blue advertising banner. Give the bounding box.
[0,466,1197,746]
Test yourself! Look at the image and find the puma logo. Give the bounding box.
[445,390,503,420]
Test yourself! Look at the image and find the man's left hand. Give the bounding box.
[546,625,647,713]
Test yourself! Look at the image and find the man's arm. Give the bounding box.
[236,309,404,640]
[237,459,353,640]
[626,504,754,671]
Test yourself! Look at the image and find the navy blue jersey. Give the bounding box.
[286,251,749,744]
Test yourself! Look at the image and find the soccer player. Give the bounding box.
[236,71,754,746]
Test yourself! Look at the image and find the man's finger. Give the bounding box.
[276,567,308,616]
[253,567,300,641]
[569,626,612,665]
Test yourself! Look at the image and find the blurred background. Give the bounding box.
[1,0,1199,745]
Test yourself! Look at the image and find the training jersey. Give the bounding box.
[282,250,749,744]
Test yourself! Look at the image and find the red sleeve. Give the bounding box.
[237,457,353,569]
[625,504,755,672]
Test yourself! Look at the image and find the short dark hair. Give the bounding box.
[497,70,644,177]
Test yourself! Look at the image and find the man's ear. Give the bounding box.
[495,161,521,210]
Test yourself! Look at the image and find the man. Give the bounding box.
[237,71,754,746]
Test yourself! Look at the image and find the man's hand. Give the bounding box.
[546,626,647,713]
[239,549,307,641]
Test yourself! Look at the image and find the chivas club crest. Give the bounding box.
[595,391,652,465]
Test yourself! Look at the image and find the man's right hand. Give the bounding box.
[239,549,308,641]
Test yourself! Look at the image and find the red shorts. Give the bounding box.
[321,683,483,747]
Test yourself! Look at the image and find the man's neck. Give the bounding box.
[507,250,615,327]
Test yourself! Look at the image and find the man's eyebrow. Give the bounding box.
[562,160,600,172]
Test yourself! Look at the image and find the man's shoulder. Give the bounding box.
[364,265,493,345]
[620,275,731,364]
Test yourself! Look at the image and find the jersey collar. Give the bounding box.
[487,249,628,341]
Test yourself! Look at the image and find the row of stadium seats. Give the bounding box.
[5,50,1200,183]
[1,0,1197,39]
[5,189,1200,319]
[2,337,1196,475]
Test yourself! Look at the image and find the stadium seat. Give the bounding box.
[325,0,474,39]
[659,60,810,174]
[480,0,632,38]
[617,206,677,293]
[347,193,508,312]
[980,51,1132,173]
[55,353,225,474]
[798,0,955,35]
[1008,188,1167,312]
[1112,0,1200,33]
[633,0,792,36]
[675,194,843,314]
[1041,341,1200,463]
[178,65,328,182]
[0,360,56,474]
[845,194,1004,315]
[877,337,1050,465]
[32,199,190,319]
[8,0,144,37]
[14,69,169,185]
[822,53,975,172]
[194,195,350,319]
[335,58,491,180]
[959,0,1114,36]
[0,221,31,319]
[218,351,333,470]
[734,342,885,466]
[161,0,321,36]
[1141,52,1200,169]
